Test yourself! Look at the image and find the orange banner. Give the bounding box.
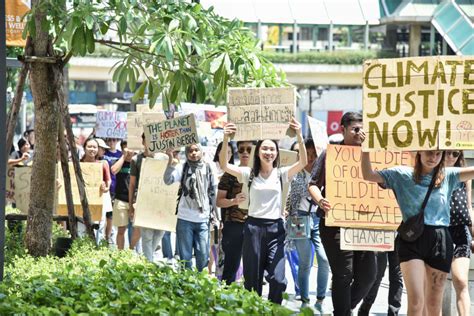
[325,144,413,230]
[6,0,31,47]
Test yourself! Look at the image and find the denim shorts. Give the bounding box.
[396,225,453,273]
[449,225,472,259]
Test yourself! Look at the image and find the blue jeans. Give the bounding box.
[162,231,173,259]
[176,219,210,271]
[294,212,330,301]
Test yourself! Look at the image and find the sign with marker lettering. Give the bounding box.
[95,110,128,139]
[227,87,296,141]
[143,114,199,153]
[127,112,166,150]
[134,157,179,232]
[14,167,32,214]
[340,228,395,251]
[363,56,474,151]
[325,144,413,230]
[307,115,329,156]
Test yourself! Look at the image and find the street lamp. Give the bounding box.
[308,85,324,117]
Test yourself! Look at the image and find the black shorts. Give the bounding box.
[396,225,453,273]
[106,211,113,220]
[449,225,472,259]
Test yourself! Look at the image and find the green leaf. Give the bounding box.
[168,19,180,32]
[85,16,94,30]
[196,79,206,104]
[210,54,224,74]
[100,22,109,35]
[112,65,123,82]
[132,81,147,102]
[164,36,174,62]
[128,67,137,91]
[86,29,95,54]
[118,67,129,92]
[223,53,232,74]
[118,17,127,35]
[72,26,86,56]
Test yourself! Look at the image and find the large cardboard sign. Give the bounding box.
[134,158,179,232]
[363,56,474,151]
[340,228,396,251]
[143,114,198,153]
[57,162,103,221]
[325,144,413,230]
[6,167,15,204]
[95,110,128,139]
[127,112,166,150]
[227,87,296,141]
[307,115,329,156]
[14,167,32,214]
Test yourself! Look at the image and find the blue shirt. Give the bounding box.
[378,166,460,226]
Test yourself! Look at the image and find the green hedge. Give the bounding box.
[0,239,304,315]
[261,50,398,65]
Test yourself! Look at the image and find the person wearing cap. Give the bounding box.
[8,138,34,167]
[96,138,110,160]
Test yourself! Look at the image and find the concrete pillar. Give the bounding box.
[429,25,435,55]
[409,24,421,57]
[292,20,298,54]
[364,21,370,50]
[278,24,283,46]
[312,26,319,48]
[328,22,334,51]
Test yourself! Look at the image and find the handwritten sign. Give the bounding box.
[325,144,413,230]
[340,228,395,251]
[14,167,32,214]
[95,110,128,139]
[134,157,179,232]
[363,56,474,151]
[143,114,198,153]
[6,167,15,204]
[307,116,329,156]
[227,87,296,141]
[127,112,166,150]
[56,162,103,221]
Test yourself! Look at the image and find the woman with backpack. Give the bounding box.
[362,148,474,316]
[164,144,218,272]
[219,118,307,304]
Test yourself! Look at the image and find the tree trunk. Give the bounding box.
[57,119,77,239]
[25,0,60,256]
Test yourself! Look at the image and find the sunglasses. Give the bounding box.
[446,151,460,158]
[238,147,252,154]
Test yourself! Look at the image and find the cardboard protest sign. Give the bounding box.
[325,144,413,230]
[340,228,396,251]
[6,167,15,204]
[227,87,296,141]
[136,103,163,113]
[363,56,474,151]
[95,110,128,139]
[56,162,103,221]
[307,115,329,156]
[134,157,179,232]
[127,112,166,150]
[14,167,32,214]
[143,114,198,153]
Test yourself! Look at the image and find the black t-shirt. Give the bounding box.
[114,161,131,202]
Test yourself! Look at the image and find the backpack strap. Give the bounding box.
[176,162,189,215]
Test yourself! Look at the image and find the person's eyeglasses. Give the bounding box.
[446,151,460,158]
[238,147,252,154]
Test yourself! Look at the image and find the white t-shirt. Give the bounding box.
[240,166,291,220]
[297,170,314,213]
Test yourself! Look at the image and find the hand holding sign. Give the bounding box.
[223,122,237,139]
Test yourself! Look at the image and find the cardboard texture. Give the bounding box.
[325,144,413,230]
[340,228,396,251]
[227,87,296,141]
[134,158,179,232]
[127,112,167,150]
[95,110,128,139]
[307,115,329,156]
[6,167,15,204]
[13,167,31,214]
[143,114,199,153]
[56,162,103,221]
[363,56,474,151]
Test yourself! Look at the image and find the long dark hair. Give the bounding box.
[252,139,280,176]
[413,151,445,187]
[213,141,235,164]
[453,151,465,167]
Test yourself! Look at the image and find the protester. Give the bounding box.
[111,141,135,250]
[23,129,35,150]
[445,150,472,316]
[164,144,218,271]
[287,138,329,311]
[104,138,123,244]
[8,138,33,167]
[80,138,111,195]
[358,251,403,316]
[220,117,307,304]
[217,141,253,284]
[96,138,109,160]
[308,112,376,316]
[361,149,474,315]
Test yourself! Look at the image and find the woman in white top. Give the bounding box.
[219,118,307,304]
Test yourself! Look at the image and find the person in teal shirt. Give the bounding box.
[362,149,474,316]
